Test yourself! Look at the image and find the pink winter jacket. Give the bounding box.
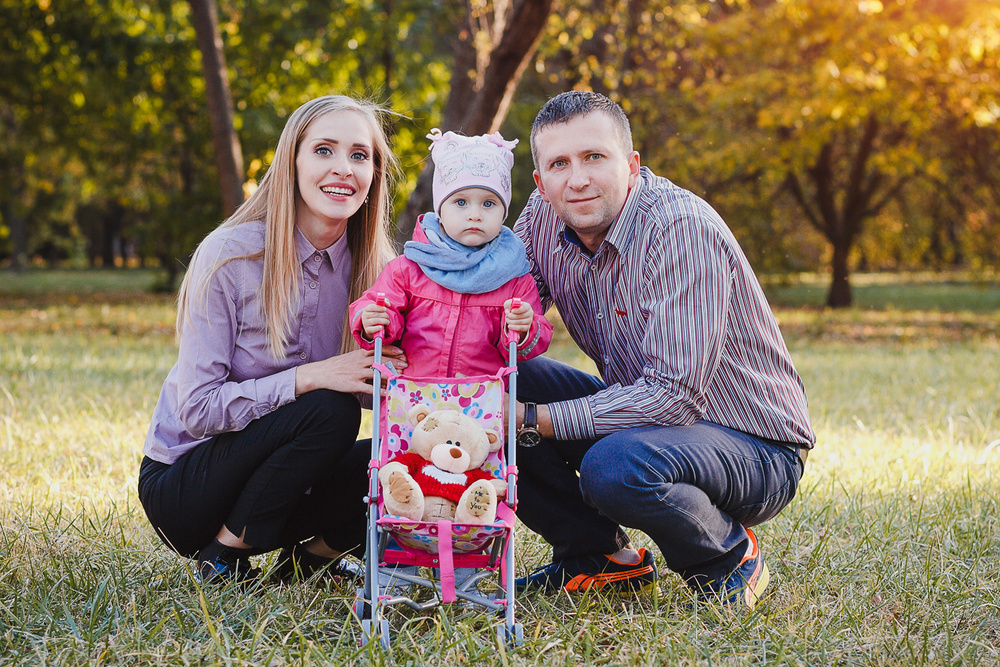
[350,256,552,379]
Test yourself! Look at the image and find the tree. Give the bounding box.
[655,0,971,306]
[394,0,555,245]
[188,0,245,216]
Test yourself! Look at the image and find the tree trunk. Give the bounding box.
[394,0,554,246]
[827,240,853,308]
[188,0,244,217]
[4,188,27,271]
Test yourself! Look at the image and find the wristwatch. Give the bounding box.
[516,402,543,447]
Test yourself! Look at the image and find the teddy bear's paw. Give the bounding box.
[383,471,424,520]
[455,480,497,525]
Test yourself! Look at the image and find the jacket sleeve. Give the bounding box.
[349,259,409,350]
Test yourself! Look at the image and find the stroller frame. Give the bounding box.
[356,298,523,648]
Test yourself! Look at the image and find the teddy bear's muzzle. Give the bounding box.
[430,444,471,474]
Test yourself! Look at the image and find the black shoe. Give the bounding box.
[271,545,362,583]
[197,555,261,586]
[515,547,657,594]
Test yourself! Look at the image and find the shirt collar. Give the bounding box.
[295,227,351,272]
[602,167,647,254]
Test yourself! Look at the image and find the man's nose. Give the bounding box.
[567,163,589,189]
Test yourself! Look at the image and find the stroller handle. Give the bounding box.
[372,292,388,341]
[505,297,522,345]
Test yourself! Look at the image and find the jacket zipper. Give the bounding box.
[446,292,468,377]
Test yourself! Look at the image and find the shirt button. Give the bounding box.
[299,352,307,360]
[314,254,322,262]
[309,281,317,289]
[596,312,604,320]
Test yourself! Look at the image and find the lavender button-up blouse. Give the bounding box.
[143,221,352,464]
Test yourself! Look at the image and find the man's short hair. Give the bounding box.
[530,91,634,167]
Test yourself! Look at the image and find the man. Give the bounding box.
[510,91,815,609]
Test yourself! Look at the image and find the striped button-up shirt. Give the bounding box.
[513,167,815,446]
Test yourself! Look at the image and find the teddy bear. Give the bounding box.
[378,405,507,524]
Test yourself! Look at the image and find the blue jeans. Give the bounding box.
[515,356,802,584]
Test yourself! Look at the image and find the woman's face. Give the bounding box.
[294,109,376,245]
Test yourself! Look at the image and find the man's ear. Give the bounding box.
[627,150,641,189]
[533,170,550,203]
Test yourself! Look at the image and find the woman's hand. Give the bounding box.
[294,345,408,396]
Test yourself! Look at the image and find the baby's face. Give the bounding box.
[438,188,506,248]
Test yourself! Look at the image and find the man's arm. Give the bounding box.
[543,216,735,440]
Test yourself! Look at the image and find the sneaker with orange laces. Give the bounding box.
[515,547,658,594]
[697,527,770,609]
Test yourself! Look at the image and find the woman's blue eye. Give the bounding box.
[352,150,370,161]
[316,146,332,156]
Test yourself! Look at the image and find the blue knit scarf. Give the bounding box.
[403,213,530,294]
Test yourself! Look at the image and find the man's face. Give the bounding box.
[532,112,640,253]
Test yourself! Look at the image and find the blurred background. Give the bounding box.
[1,0,997,307]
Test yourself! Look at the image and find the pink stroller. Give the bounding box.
[355,296,524,648]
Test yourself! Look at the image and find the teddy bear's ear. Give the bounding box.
[407,404,432,424]
[487,430,501,451]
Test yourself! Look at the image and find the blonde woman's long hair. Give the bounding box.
[177,95,398,357]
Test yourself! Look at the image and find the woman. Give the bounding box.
[138,95,407,584]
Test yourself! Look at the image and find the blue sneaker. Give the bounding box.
[697,528,770,609]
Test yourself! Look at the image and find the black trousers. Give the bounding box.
[137,389,370,559]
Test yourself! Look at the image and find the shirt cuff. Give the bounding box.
[254,367,298,417]
[548,397,597,440]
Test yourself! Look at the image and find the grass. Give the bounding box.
[1,270,999,665]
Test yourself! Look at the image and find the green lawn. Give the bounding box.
[1,270,998,665]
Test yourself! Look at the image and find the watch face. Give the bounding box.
[517,429,543,447]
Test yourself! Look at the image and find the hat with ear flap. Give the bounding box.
[428,128,518,217]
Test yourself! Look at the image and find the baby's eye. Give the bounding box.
[454,198,467,207]
[483,200,496,208]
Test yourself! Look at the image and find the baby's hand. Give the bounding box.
[361,301,390,339]
[504,298,533,335]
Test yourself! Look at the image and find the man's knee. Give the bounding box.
[578,434,643,510]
